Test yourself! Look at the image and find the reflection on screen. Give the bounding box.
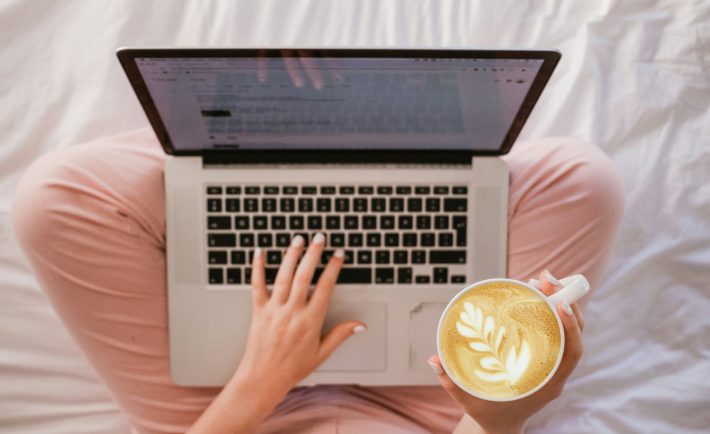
[136,56,542,151]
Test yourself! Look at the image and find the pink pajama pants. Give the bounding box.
[11,128,625,434]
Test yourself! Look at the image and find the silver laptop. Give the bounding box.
[117,48,560,386]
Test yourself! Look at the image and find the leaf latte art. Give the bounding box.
[439,282,561,399]
[456,301,532,385]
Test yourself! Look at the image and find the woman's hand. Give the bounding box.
[235,233,365,393]
[428,270,586,434]
[188,233,365,434]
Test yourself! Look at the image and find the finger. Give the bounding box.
[539,269,562,296]
[272,235,305,303]
[427,355,479,405]
[571,302,585,332]
[552,301,584,382]
[317,321,366,363]
[281,50,304,88]
[256,49,268,84]
[250,247,268,308]
[298,50,324,90]
[308,249,345,315]
[289,232,326,305]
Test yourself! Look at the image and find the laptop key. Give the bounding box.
[265,267,278,284]
[317,198,331,212]
[453,216,467,246]
[434,186,449,195]
[335,198,350,212]
[451,275,466,284]
[348,233,364,247]
[397,267,413,284]
[257,233,273,247]
[239,233,254,247]
[380,215,395,229]
[444,198,467,212]
[208,268,224,284]
[357,250,373,264]
[393,250,408,264]
[226,186,241,195]
[453,186,468,195]
[226,268,241,284]
[245,186,260,195]
[403,233,417,247]
[267,250,282,264]
[225,199,240,212]
[371,198,386,212]
[430,250,466,264]
[339,186,355,194]
[363,216,376,229]
[425,198,440,212]
[264,186,279,195]
[376,250,390,264]
[235,216,249,230]
[389,198,404,212]
[321,250,335,264]
[262,198,277,212]
[326,215,340,229]
[244,198,258,212]
[354,198,368,212]
[384,232,399,247]
[434,267,448,283]
[298,198,313,212]
[208,216,230,230]
[415,275,430,284]
[320,186,336,194]
[244,268,251,284]
[207,198,222,213]
[398,215,413,229]
[231,251,246,264]
[209,234,236,247]
[289,216,305,230]
[439,232,454,247]
[207,186,222,195]
[208,251,228,264]
[344,250,354,264]
[367,233,381,247]
[412,250,426,264]
[254,216,267,230]
[337,268,372,284]
[377,186,393,195]
[416,215,431,229]
[280,198,295,212]
[358,186,374,195]
[434,215,449,229]
[276,232,290,247]
[396,186,412,195]
[375,268,394,284]
[407,198,422,212]
[283,186,298,195]
[344,215,359,229]
[415,186,430,195]
[307,215,323,230]
[271,215,286,229]
[301,186,317,194]
[421,233,435,247]
[331,232,345,247]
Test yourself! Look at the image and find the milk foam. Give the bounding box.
[440,282,561,399]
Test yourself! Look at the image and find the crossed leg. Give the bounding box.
[12,128,624,433]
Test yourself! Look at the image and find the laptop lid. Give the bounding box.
[117,48,560,164]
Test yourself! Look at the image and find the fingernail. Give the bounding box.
[353,325,366,334]
[254,247,262,259]
[312,232,325,245]
[562,301,574,316]
[544,269,560,286]
[334,248,345,258]
[291,235,304,247]
[528,278,540,288]
[428,360,443,375]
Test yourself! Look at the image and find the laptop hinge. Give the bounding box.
[201,151,475,166]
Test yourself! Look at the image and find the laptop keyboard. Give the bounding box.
[205,184,468,286]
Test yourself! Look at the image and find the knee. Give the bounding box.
[542,137,626,229]
[11,147,85,252]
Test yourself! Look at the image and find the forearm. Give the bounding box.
[187,371,288,434]
[453,414,525,434]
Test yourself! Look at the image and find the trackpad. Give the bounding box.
[317,303,386,372]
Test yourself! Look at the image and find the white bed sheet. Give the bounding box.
[1,1,709,433]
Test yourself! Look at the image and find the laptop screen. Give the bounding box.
[119,49,559,158]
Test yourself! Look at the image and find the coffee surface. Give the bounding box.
[439,282,561,399]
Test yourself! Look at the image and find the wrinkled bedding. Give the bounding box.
[1,1,709,432]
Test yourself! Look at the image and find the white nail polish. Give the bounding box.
[291,235,304,247]
[334,249,345,258]
[253,247,262,259]
[528,278,540,288]
[562,301,574,316]
[544,269,560,286]
[353,325,366,334]
[312,232,325,245]
[428,361,443,375]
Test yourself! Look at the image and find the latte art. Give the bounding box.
[439,282,561,399]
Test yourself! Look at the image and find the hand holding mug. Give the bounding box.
[429,270,587,434]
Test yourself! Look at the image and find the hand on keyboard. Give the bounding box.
[232,233,367,394]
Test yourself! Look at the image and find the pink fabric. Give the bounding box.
[11,128,624,434]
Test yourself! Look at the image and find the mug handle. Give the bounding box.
[546,274,590,307]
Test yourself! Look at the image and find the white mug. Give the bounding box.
[436,274,590,401]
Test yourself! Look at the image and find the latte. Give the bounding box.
[439,281,561,400]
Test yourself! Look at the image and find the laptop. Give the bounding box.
[117,48,560,386]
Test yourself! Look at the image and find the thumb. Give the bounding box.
[428,355,474,404]
[317,321,366,363]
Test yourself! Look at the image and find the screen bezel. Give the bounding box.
[117,48,560,163]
